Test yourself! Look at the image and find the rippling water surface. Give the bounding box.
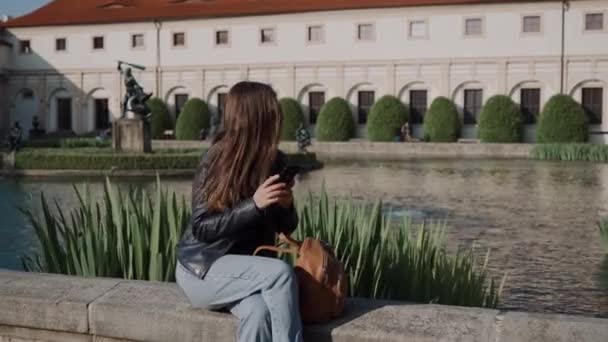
[1,158,608,317]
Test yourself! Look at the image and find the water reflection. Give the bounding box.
[1,158,608,317]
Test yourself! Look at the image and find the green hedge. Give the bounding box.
[478,95,523,143]
[280,98,305,141]
[175,98,211,140]
[60,138,111,149]
[14,149,320,170]
[531,144,608,163]
[315,97,356,142]
[423,97,461,142]
[367,95,409,142]
[537,95,588,143]
[147,98,172,139]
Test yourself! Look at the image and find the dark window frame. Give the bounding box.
[357,90,375,125]
[308,91,326,125]
[19,40,32,54]
[409,90,428,124]
[94,98,110,130]
[93,36,104,50]
[463,89,483,125]
[173,32,186,47]
[582,87,603,125]
[55,38,67,52]
[57,97,73,131]
[174,93,189,120]
[215,30,229,46]
[520,88,541,125]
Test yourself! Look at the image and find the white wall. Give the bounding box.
[2,0,608,139]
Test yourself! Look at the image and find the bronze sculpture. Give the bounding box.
[117,61,152,119]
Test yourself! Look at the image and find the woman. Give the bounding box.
[176,81,303,342]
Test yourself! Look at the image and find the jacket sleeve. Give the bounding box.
[191,198,264,242]
[275,204,299,235]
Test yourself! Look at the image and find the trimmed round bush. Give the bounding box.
[175,98,211,140]
[537,95,588,143]
[478,95,523,143]
[367,95,409,142]
[147,98,171,139]
[315,97,356,141]
[280,98,305,141]
[423,97,461,142]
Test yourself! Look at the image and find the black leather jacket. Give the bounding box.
[177,148,298,278]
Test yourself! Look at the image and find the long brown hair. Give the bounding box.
[195,81,282,210]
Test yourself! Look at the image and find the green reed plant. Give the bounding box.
[531,144,608,163]
[22,179,503,308]
[291,188,504,308]
[21,176,189,281]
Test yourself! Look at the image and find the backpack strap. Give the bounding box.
[254,245,299,256]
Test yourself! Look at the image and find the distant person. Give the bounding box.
[176,82,302,342]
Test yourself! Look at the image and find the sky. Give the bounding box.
[0,0,51,17]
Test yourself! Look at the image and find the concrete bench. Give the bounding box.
[1,269,606,342]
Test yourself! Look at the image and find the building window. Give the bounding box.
[520,88,540,124]
[464,18,483,36]
[215,30,229,46]
[585,13,604,31]
[464,89,483,125]
[57,98,73,131]
[260,28,276,44]
[409,90,428,124]
[19,40,31,54]
[93,36,104,50]
[217,93,227,121]
[174,94,189,120]
[95,98,110,130]
[309,92,325,125]
[523,15,541,33]
[55,38,66,52]
[307,25,324,43]
[582,87,603,124]
[131,34,144,48]
[409,20,428,39]
[173,32,186,47]
[357,23,375,41]
[358,91,375,124]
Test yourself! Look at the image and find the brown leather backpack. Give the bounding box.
[254,235,348,324]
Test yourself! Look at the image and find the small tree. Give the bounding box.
[279,98,305,141]
[537,95,588,143]
[367,95,409,142]
[175,98,211,140]
[423,97,461,142]
[478,95,523,143]
[147,98,171,139]
[315,97,356,141]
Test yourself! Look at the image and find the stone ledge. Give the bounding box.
[152,140,533,159]
[1,269,607,342]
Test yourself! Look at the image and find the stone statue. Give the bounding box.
[400,122,412,142]
[117,61,152,120]
[296,123,312,154]
[29,115,45,137]
[6,121,22,152]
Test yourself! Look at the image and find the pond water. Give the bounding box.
[1,158,608,318]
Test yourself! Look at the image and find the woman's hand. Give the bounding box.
[253,175,288,210]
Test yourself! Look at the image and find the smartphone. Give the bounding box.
[278,165,301,184]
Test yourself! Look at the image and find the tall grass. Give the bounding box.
[531,144,608,163]
[21,177,189,281]
[292,189,504,308]
[22,179,503,308]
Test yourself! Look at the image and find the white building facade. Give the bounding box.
[0,0,607,142]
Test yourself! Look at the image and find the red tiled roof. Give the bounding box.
[2,0,559,28]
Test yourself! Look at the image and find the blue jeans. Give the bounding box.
[175,255,303,342]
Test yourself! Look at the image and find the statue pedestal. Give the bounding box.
[113,119,151,153]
